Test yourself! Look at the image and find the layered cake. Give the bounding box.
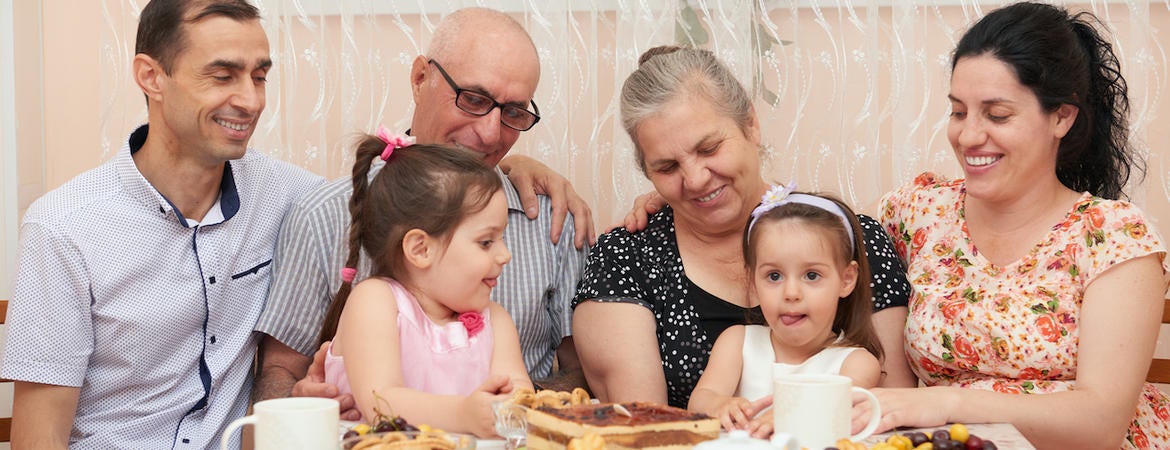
[526,402,719,450]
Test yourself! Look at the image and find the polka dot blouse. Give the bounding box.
[572,206,910,408]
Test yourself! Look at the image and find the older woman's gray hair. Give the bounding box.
[620,46,754,174]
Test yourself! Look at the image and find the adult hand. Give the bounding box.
[856,387,951,434]
[606,190,665,234]
[500,155,596,249]
[291,342,361,421]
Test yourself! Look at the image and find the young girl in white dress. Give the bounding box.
[688,184,884,438]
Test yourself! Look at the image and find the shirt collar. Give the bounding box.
[118,124,241,227]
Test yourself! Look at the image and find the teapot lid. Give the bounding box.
[694,430,784,450]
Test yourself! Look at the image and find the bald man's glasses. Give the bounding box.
[428,59,541,132]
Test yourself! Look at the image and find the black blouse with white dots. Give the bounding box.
[572,205,910,408]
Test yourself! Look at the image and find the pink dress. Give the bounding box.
[880,173,1170,449]
[325,278,494,397]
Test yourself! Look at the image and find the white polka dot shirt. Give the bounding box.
[0,125,323,449]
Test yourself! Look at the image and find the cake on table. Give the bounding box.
[525,402,719,450]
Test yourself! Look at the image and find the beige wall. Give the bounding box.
[5,1,1170,396]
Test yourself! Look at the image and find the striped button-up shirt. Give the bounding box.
[256,165,586,379]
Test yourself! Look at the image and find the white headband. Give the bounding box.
[747,182,856,252]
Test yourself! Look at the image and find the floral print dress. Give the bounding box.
[880,173,1170,449]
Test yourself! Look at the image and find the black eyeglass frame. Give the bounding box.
[427,59,541,132]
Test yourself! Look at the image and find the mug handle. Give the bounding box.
[220,414,257,450]
[849,387,882,441]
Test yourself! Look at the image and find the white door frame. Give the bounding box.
[1,0,19,298]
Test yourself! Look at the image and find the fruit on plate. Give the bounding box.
[341,428,474,450]
[827,423,998,450]
[342,400,420,441]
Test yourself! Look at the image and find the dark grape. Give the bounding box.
[982,442,998,450]
[965,435,985,450]
[402,423,419,432]
[392,417,408,430]
[932,430,951,441]
[343,430,358,440]
[908,431,930,447]
[374,420,395,433]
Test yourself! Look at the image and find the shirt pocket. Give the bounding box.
[231,259,272,280]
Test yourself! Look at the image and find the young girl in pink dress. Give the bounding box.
[688,184,884,438]
[320,128,531,437]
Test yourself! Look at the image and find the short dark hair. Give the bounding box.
[135,0,261,74]
[953,2,1140,200]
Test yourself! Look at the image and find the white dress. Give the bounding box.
[735,325,861,401]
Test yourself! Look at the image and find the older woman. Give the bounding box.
[871,3,1170,449]
[571,46,913,410]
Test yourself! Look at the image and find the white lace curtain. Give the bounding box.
[98,0,1170,227]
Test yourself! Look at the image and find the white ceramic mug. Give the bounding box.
[771,373,881,449]
[220,397,339,450]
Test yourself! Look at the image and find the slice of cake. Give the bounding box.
[526,402,719,450]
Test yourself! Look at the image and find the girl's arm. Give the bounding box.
[688,326,753,431]
[572,301,666,403]
[486,302,534,391]
[839,347,882,389]
[335,280,502,437]
[872,254,1166,449]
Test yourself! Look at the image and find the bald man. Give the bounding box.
[252,8,588,409]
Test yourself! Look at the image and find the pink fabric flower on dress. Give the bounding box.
[459,312,485,338]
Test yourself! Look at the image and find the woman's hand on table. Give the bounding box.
[855,387,955,434]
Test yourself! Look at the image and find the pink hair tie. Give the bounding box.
[376,125,416,161]
[340,267,357,283]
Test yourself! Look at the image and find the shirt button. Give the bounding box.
[182,438,190,444]
[209,276,216,284]
[210,336,217,344]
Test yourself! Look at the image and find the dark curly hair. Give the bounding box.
[953,1,1141,200]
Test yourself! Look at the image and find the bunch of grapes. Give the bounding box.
[373,415,419,433]
[829,424,999,450]
[341,404,419,441]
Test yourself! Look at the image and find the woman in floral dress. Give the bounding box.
[871,3,1170,449]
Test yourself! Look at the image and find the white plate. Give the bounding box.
[342,421,506,449]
